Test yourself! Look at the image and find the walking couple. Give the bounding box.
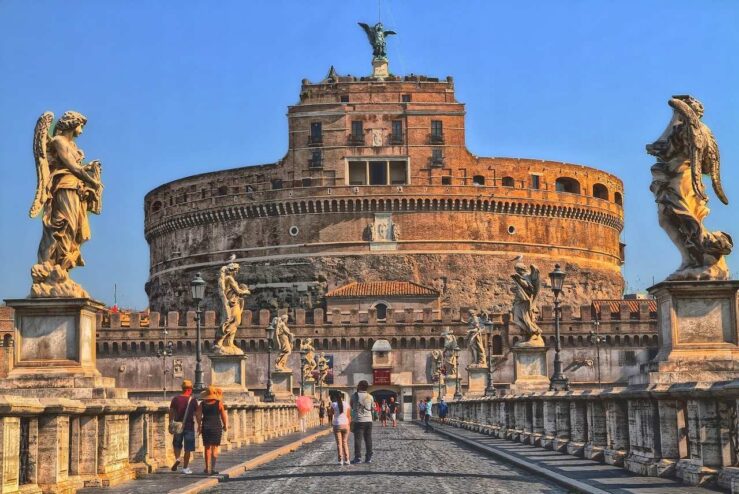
[329,380,374,465]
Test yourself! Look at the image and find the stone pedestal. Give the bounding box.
[271,370,294,401]
[372,59,389,78]
[303,378,316,396]
[465,366,488,397]
[512,347,550,392]
[209,354,248,392]
[444,376,461,400]
[0,298,124,399]
[631,280,739,385]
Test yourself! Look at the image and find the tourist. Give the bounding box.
[169,379,197,475]
[350,380,374,464]
[327,399,335,424]
[319,400,326,426]
[438,397,449,424]
[196,385,228,475]
[418,399,427,421]
[387,396,398,427]
[423,396,433,432]
[380,399,388,427]
[329,390,351,465]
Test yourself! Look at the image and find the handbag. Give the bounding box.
[169,395,194,435]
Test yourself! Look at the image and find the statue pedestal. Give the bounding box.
[372,59,389,78]
[209,354,248,392]
[444,376,461,400]
[0,297,133,488]
[512,347,550,392]
[303,378,316,396]
[271,370,295,401]
[631,280,739,385]
[466,366,488,397]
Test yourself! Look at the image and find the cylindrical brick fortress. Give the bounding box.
[144,73,624,313]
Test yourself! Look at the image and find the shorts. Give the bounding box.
[390,413,397,421]
[173,430,196,452]
[332,424,349,433]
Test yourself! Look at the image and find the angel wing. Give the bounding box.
[29,112,54,218]
[357,22,375,45]
[384,30,397,37]
[530,264,540,300]
[706,134,728,204]
[217,266,229,314]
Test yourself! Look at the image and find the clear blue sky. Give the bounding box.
[1,1,737,309]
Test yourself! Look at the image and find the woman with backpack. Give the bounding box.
[329,389,351,465]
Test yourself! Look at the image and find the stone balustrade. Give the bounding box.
[0,396,317,494]
[439,381,739,490]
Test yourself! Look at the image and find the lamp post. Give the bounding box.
[453,347,463,401]
[484,324,497,397]
[264,321,276,402]
[589,314,604,386]
[190,273,206,394]
[156,337,174,400]
[299,345,307,396]
[548,264,569,391]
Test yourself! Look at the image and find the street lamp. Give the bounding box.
[453,347,463,401]
[190,272,206,394]
[156,338,174,400]
[299,344,307,396]
[589,314,604,386]
[264,320,276,402]
[484,324,497,397]
[548,264,569,391]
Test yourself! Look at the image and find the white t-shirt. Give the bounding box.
[332,400,349,426]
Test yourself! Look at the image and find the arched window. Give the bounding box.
[614,191,623,206]
[555,177,580,194]
[472,175,485,186]
[501,176,515,187]
[374,303,388,321]
[217,185,228,196]
[592,183,608,200]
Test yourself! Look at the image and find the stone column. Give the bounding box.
[532,400,544,447]
[584,399,607,461]
[37,413,80,492]
[567,399,587,457]
[553,399,571,452]
[624,398,667,477]
[523,401,534,444]
[656,399,679,477]
[513,401,525,442]
[0,416,21,494]
[253,408,264,444]
[96,413,133,486]
[542,400,557,449]
[604,398,629,466]
[677,399,721,485]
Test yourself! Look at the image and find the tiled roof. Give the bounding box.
[592,299,657,314]
[326,281,439,298]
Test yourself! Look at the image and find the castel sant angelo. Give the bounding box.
[143,26,625,316]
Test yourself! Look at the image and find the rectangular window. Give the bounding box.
[619,350,637,366]
[310,149,322,168]
[531,174,541,190]
[431,120,443,137]
[391,120,403,143]
[369,161,388,185]
[431,148,443,164]
[310,122,322,144]
[271,179,283,190]
[351,120,363,137]
[348,161,366,185]
[389,161,407,185]
[401,94,411,102]
[441,176,452,185]
[340,95,349,103]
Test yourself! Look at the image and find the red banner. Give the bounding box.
[373,369,391,385]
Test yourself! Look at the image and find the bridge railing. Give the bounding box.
[0,396,316,494]
[441,382,739,490]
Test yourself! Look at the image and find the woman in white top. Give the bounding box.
[329,389,351,465]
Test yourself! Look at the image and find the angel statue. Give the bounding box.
[358,22,396,61]
[464,309,488,367]
[213,255,251,355]
[430,349,444,380]
[317,353,330,385]
[511,262,544,347]
[300,339,317,382]
[442,330,460,377]
[29,111,103,298]
[269,314,294,372]
[647,95,732,280]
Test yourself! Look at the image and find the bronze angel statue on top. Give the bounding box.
[29,111,103,298]
[647,95,732,280]
[358,22,396,61]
